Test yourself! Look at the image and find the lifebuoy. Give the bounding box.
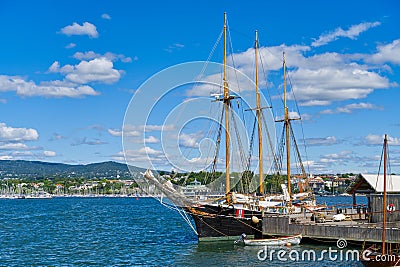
[387,203,396,213]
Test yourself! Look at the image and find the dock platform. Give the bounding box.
[262,213,400,243]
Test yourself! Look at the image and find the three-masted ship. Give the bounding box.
[180,13,317,240]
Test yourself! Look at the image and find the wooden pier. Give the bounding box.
[262,214,400,243]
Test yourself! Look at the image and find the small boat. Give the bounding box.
[235,233,302,246]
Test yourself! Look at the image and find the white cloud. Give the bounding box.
[0,75,99,98]
[108,126,140,137]
[312,21,381,47]
[0,143,30,150]
[230,45,310,75]
[101,13,111,20]
[73,51,132,63]
[60,22,99,38]
[144,136,160,143]
[49,58,122,85]
[367,39,400,65]
[144,124,175,132]
[275,111,301,121]
[179,132,200,148]
[115,147,168,167]
[43,150,56,157]
[64,58,122,84]
[0,155,12,160]
[187,40,392,106]
[108,129,122,136]
[289,66,390,105]
[48,61,75,74]
[320,102,382,114]
[305,136,337,146]
[0,122,38,142]
[109,124,174,138]
[320,150,355,164]
[65,43,76,49]
[299,100,331,107]
[138,146,163,155]
[365,134,400,146]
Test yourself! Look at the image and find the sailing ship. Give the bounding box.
[361,134,400,266]
[178,13,319,241]
[140,12,322,241]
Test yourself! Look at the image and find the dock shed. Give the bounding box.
[347,173,400,222]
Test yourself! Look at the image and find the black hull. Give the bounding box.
[361,256,400,267]
[361,246,400,267]
[187,205,263,241]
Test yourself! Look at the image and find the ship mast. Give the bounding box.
[283,52,292,203]
[382,134,387,254]
[255,30,264,193]
[223,12,231,195]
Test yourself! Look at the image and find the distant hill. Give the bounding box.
[0,160,147,180]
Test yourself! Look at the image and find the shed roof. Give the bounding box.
[347,173,400,194]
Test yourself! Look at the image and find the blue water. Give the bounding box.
[0,196,365,266]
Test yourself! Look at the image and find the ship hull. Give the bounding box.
[361,256,400,267]
[361,246,400,267]
[186,205,263,241]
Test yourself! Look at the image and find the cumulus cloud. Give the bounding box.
[311,21,381,47]
[60,22,99,38]
[0,122,38,142]
[289,66,390,105]
[65,58,121,84]
[199,20,390,107]
[189,40,392,106]
[0,75,99,98]
[367,39,400,65]
[49,58,122,84]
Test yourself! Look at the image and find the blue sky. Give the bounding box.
[0,0,399,174]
